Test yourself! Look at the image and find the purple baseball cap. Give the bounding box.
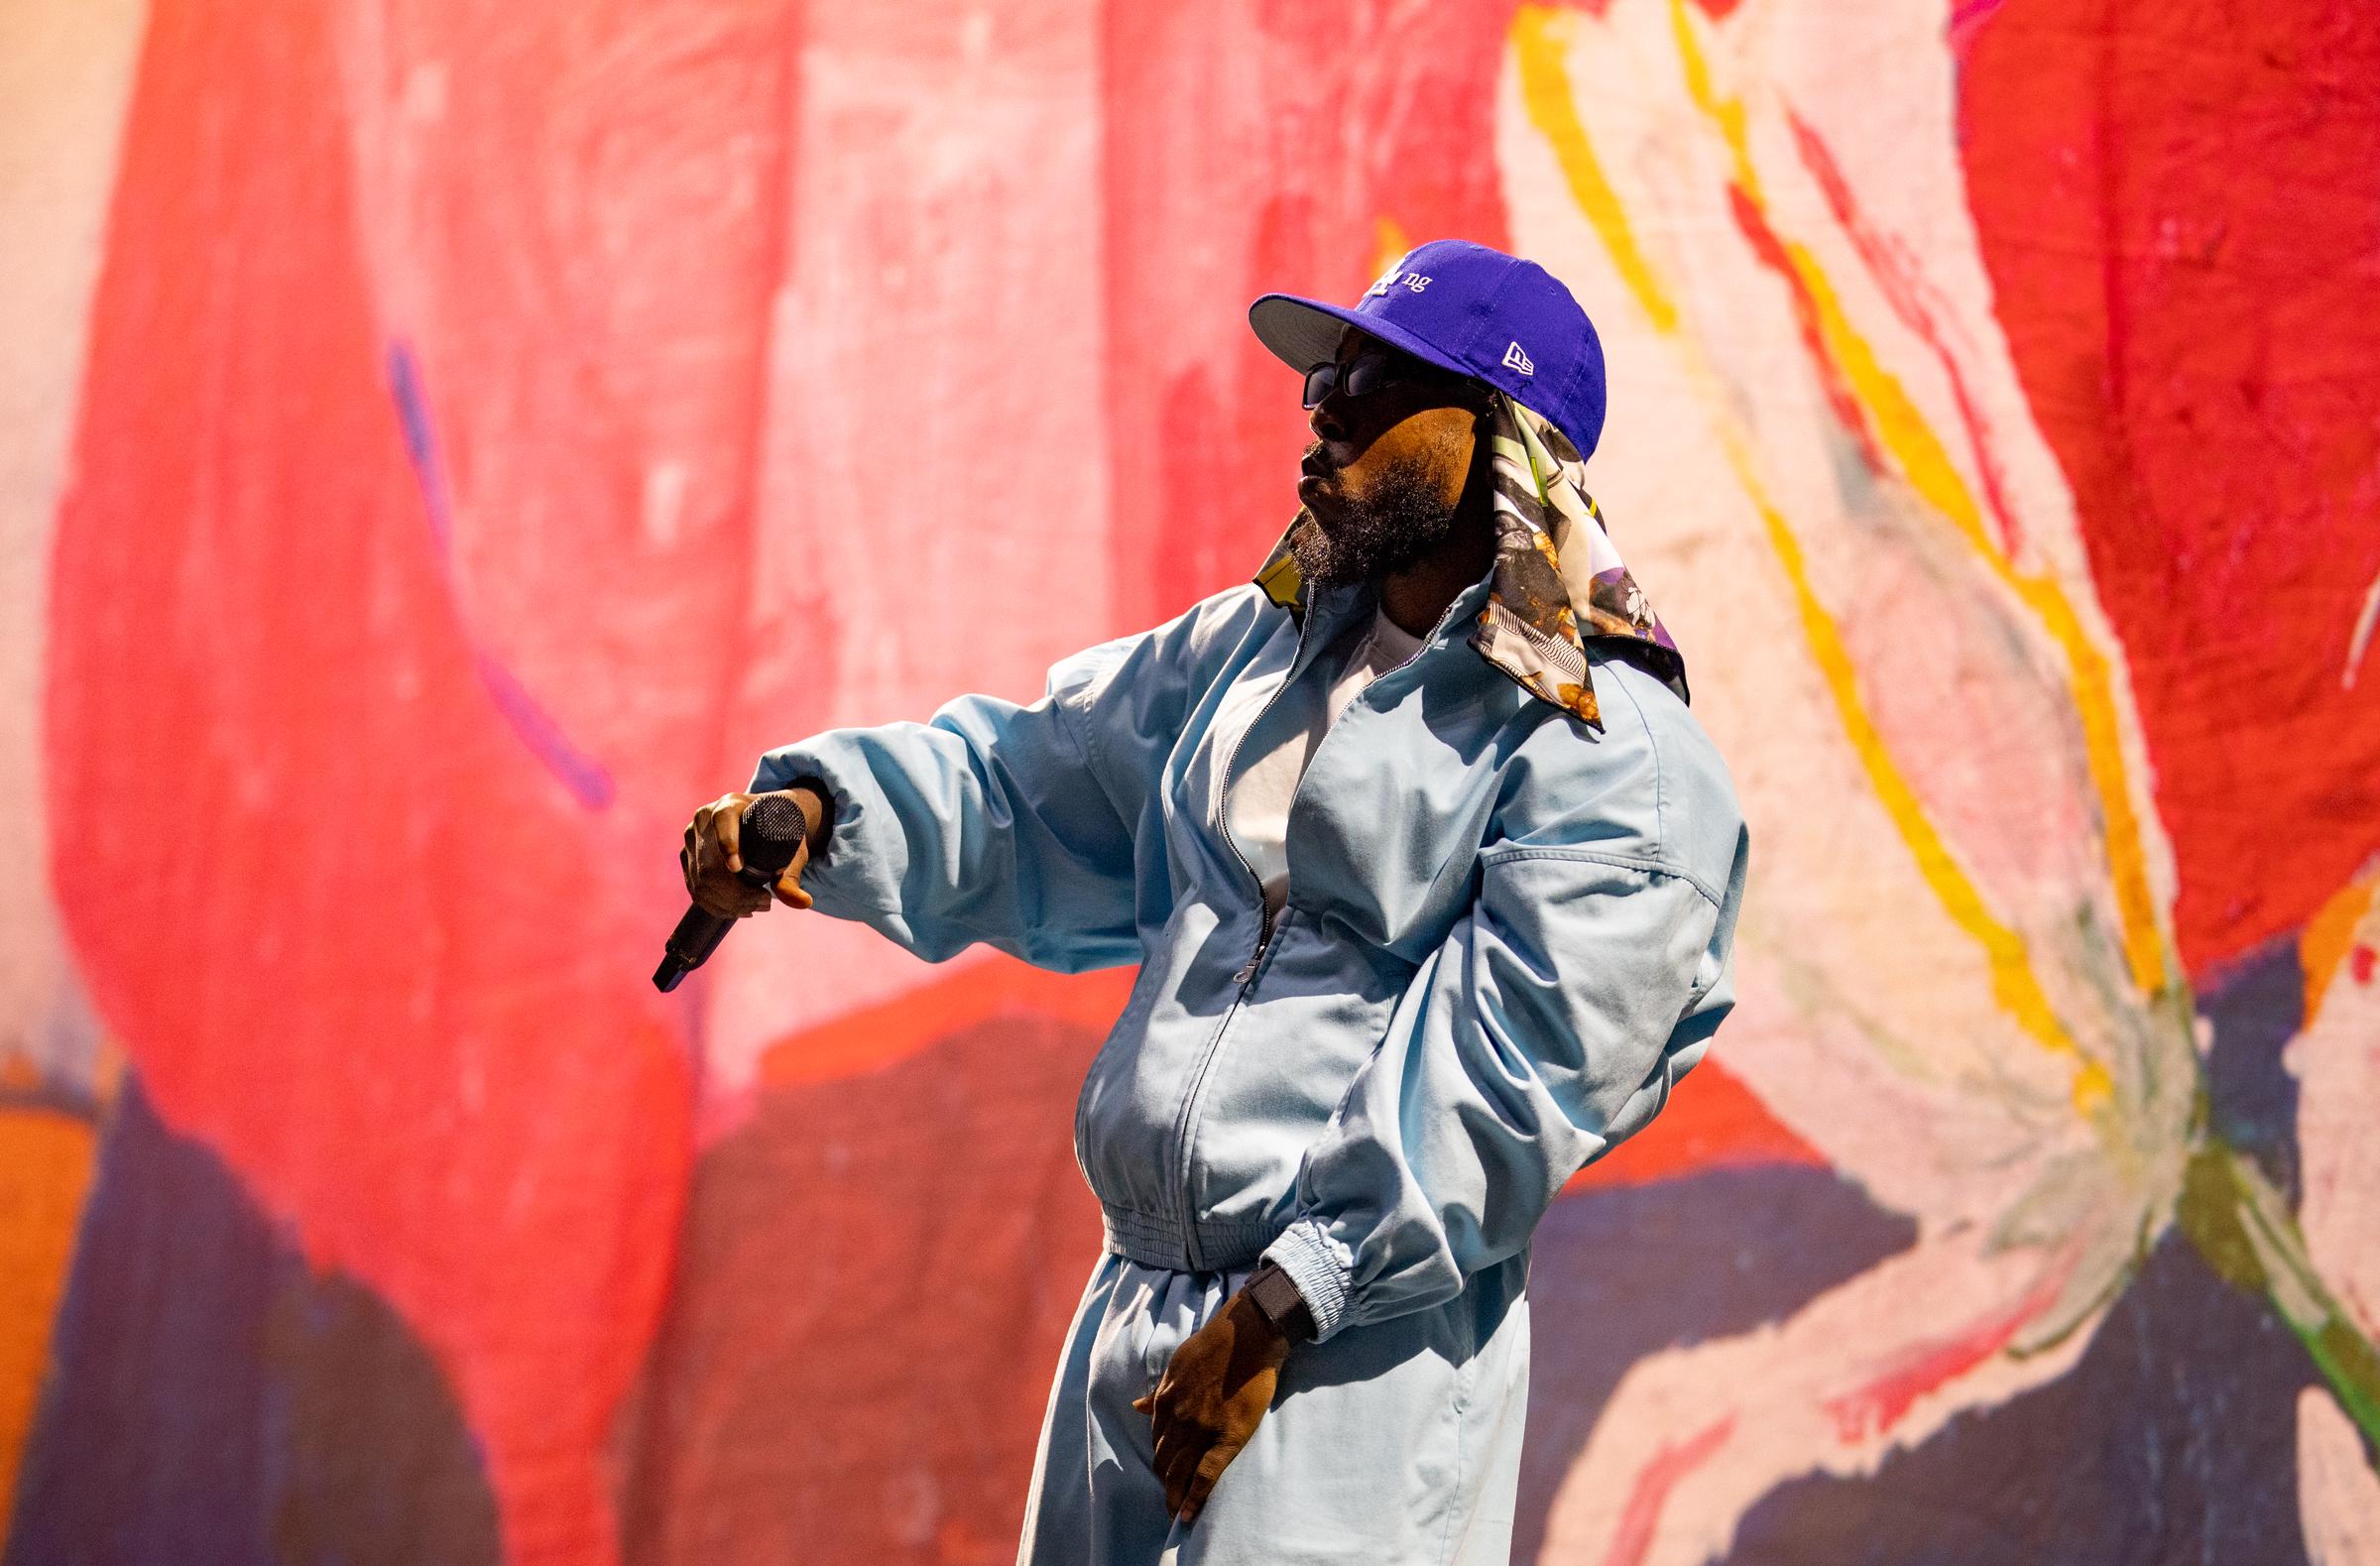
[1249,238,1609,461]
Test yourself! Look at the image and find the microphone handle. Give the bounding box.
[653,863,793,993]
[657,903,737,984]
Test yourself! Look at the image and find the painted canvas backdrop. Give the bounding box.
[4,0,2377,1561]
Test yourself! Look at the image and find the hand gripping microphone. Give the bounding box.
[653,793,810,993]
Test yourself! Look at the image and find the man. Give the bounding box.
[680,238,1747,1563]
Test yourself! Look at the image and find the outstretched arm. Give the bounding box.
[715,593,1251,971]
[748,664,1140,971]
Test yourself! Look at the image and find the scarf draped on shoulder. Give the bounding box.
[1252,391,1688,731]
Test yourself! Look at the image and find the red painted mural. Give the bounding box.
[3,0,2375,1561]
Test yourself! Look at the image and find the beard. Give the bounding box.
[1288,440,1466,587]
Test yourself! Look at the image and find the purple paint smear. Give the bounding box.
[387,342,615,809]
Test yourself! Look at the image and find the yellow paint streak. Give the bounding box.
[1372,215,1412,277]
[1729,434,2115,1116]
[2302,877,2378,1025]
[1512,7,1680,336]
[1664,0,2171,1001]
[0,1106,97,1524]
[1666,0,1764,205]
[1512,6,2119,1115]
[2003,576,2171,998]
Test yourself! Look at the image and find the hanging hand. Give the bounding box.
[1131,1287,1295,1525]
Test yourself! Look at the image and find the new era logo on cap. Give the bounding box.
[1501,340,1534,376]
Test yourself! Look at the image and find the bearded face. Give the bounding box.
[1289,329,1489,587]
[1288,415,1479,586]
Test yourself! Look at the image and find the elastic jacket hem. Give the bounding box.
[1099,1200,1280,1275]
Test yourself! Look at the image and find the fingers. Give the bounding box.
[1151,1408,1228,1520]
[1159,1435,1200,1517]
[1138,1385,1194,1515]
[773,843,813,909]
[690,855,768,916]
[1175,1442,1240,1526]
[713,795,744,875]
[1150,1408,1196,1497]
[681,793,786,917]
[687,807,720,885]
[1138,1400,1243,1526]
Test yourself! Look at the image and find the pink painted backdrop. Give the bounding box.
[3,1,2376,1562]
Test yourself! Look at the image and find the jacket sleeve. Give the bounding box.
[748,602,1226,973]
[1258,800,1749,1341]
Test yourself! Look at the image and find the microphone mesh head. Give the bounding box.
[740,793,809,876]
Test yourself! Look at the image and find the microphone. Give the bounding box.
[653,792,811,993]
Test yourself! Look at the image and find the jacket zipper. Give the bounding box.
[1214,585,1462,976]
[1216,610,1316,983]
[1170,590,1470,1264]
[1270,585,1472,856]
[1167,607,1319,1265]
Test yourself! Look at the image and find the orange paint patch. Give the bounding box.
[1565,1057,1823,1195]
[0,1105,98,1524]
[2301,876,2378,1024]
[760,958,1138,1088]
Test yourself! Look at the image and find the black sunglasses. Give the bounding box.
[1302,345,1424,409]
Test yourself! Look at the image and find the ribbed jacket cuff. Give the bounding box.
[1261,1219,1355,1343]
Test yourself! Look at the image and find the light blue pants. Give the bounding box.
[1016,1251,1533,1565]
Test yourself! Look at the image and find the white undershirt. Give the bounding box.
[1217,607,1429,915]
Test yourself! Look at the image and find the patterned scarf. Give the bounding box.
[1254,391,1687,731]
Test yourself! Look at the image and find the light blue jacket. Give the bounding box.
[752,568,1747,1342]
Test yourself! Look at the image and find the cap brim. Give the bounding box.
[1247,293,1479,387]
